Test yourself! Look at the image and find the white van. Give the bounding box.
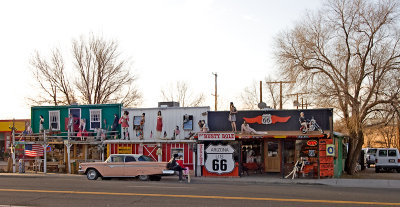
[362,148,378,168]
[375,148,400,173]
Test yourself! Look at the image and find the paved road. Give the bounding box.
[0,175,399,207]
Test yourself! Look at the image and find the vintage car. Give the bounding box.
[79,154,172,181]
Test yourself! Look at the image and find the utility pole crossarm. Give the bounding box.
[266,81,295,110]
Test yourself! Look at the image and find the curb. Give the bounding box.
[1,173,399,189]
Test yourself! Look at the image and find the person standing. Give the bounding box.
[39,115,45,133]
[229,102,237,133]
[67,114,74,137]
[111,114,119,139]
[119,111,130,140]
[156,111,163,139]
[139,113,145,139]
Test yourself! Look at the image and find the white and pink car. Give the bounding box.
[79,154,173,181]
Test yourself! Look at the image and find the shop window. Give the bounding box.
[183,114,193,130]
[171,148,184,159]
[49,111,60,130]
[90,109,102,130]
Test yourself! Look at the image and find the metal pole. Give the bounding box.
[12,127,16,173]
[43,132,48,174]
[66,143,72,174]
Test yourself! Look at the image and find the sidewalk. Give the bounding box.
[1,172,399,189]
[189,176,400,189]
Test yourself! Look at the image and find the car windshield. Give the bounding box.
[368,149,377,154]
[138,155,155,162]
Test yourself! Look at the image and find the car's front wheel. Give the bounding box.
[87,169,99,180]
[138,175,149,181]
[375,167,380,173]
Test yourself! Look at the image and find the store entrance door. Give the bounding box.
[264,140,281,172]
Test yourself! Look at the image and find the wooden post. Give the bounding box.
[266,81,295,110]
[212,73,218,111]
[260,81,263,103]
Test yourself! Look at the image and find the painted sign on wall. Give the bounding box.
[204,144,235,174]
[198,133,235,141]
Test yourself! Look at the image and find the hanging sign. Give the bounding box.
[306,140,318,146]
[197,144,204,166]
[198,133,235,141]
[326,144,335,156]
[205,144,235,174]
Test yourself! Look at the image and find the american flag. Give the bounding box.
[25,144,44,157]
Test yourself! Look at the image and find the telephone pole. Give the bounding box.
[287,92,308,109]
[212,73,218,111]
[266,80,295,109]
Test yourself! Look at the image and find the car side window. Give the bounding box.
[138,155,154,162]
[125,156,136,162]
[112,156,124,163]
[388,150,397,157]
[378,150,387,157]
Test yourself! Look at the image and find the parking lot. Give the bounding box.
[341,166,400,180]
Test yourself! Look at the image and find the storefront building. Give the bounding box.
[197,109,336,179]
[0,119,29,161]
[105,106,210,171]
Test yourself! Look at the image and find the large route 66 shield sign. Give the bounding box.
[205,144,235,174]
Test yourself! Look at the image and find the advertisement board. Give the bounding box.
[207,109,333,132]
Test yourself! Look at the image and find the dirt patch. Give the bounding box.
[341,167,400,180]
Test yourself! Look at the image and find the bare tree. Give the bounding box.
[30,49,75,105]
[30,34,141,107]
[239,81,259,110]
[274,0,400,174]
[73,34,141,106]
[239,76,292,110]
[161,81,205,107]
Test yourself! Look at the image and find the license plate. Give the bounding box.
[389,159,395,163]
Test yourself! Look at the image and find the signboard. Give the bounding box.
[204,144,235,174]
[118,146,132,154]
[198,133,235,141]
[306,140,318,146]
[197,144,204,166]
[207,109,333,132]
[326,144,335,156]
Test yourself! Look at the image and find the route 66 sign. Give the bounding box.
[262,114,272,124]
[205,144,235,174]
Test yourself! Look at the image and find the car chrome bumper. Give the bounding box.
[162,170,175,175]
[78,170,85,174]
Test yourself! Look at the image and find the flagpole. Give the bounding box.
[11,119,16,173]
[43,131,47,174]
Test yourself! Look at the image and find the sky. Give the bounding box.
[0,0,322,119]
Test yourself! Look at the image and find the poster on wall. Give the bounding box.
[205,144,235,174]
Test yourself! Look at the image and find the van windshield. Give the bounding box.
[368,149,377,154]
